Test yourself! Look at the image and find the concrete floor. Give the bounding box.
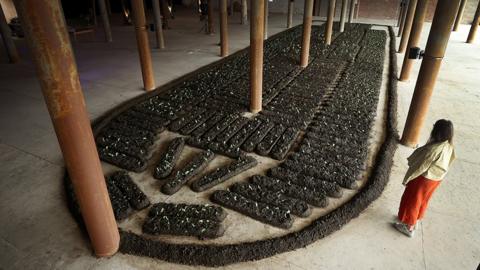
[0,9,479,270]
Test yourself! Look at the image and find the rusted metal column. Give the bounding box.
[339,0,347,32]
[241,0,248,25]
[453,0,467,31]
[287,0,294,28]
[325,0,335,45]
[398,0,418,53]
[348,0,355,23]
[467,1,480,43]
[152,0,165,49]
[14,0,119,256]
[399,0,428,81]
[0,3,19,63]
[131,0,155,91]
[398,0,409,37]
[208,0,215,34]
[401,0,460,147]
[98,0,112,42]
[300,0,314,67]
[220,0,229,56]
[250,0,264,113]
[264,0,269,39]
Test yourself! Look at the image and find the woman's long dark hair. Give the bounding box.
[429,119,454,144]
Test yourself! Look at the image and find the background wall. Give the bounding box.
[267,0,480,24]
[0,0,478,27]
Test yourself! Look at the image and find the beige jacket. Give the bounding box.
[403,141,456,185]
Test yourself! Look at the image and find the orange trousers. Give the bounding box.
[398,175,441,227]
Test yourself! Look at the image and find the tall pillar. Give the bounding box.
[92,0,98,25]
[398,0,409,37]
[152,0,165,49]
[241,0,248,25]
[160,0,170,29]
[396,1,404,27]
[208,0,215,34]
[0,3,19,63]
[315,0,323,16]
[250,0,264,113]
[287,0,294,28]
[106,0,112,15]
[398,0,418,53]
[220,0,229,56]
[131,0,155,91]
[300,0,314,67]
[98,0,112,42]
[399,0,429,81]
[354,0,360,19]
[14,0,119,256]
[339,0,348,32]
[467,1,480,43]
[348,0,355,23]
[401,0,460,147]
[313,0,319,16]
[453,0,467,31]
[325,0,335,45]
[264,0,269,39]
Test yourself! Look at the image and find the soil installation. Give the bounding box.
[65,24,399,266]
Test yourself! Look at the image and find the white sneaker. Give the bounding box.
[393,222,415,238]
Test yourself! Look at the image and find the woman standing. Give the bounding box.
[394,119,456,237]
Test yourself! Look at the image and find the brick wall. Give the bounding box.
[267,0,479,24]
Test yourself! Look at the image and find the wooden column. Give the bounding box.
[325,0,335,45]
[453,0,467,31]
[152,0,165,49]
[399,0,429,81]
[348,0,355,23]
[14,0,119,256]
[250,0,264,113]
[287,0,294,28]
[301,0,314,67]
[0,3,19,63]
[398,0,418,53]
[398,0,409,37]
[264,0,269,39]
[208,0,215,34]
[401,0,460,147]
[467,0,480,43]
[241,0,248,25]
[98,0,112,42]
[131,0,155,91]
[220,0,229,56]
[339,0,348,32]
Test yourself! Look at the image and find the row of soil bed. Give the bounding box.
[143,203,227,239]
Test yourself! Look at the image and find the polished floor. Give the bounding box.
[0,9,479,270]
